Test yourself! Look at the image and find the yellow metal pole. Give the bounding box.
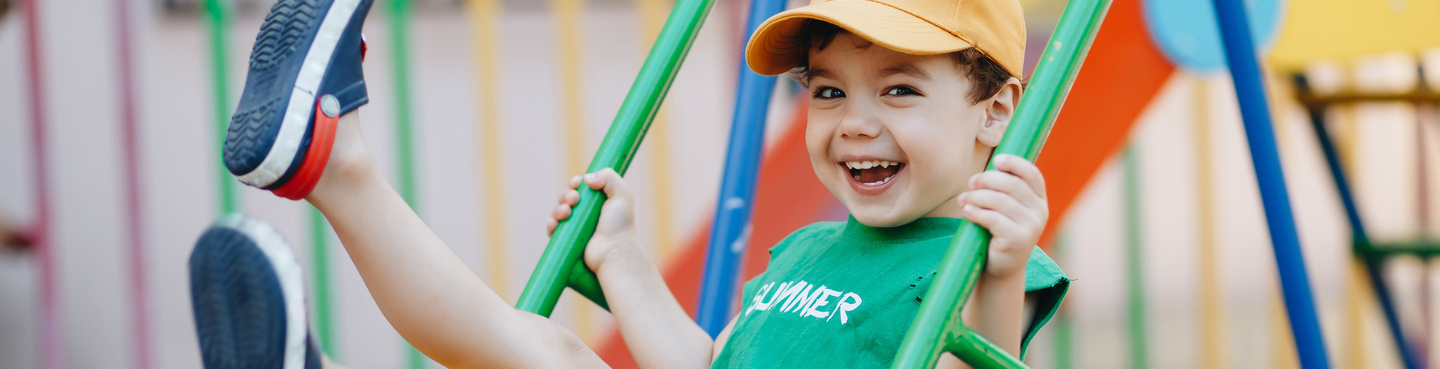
[1343,105,1360,192]
[552,0,596,343]
[638,0,675,260]
[557,0,587,176]
[1346,258,1371,368]
[467,0,509,300]
[1341,103,1370,368]
[1193,76,1228,369]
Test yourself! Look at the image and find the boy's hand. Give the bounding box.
[547,168,644,274]
[956,154,1048,280]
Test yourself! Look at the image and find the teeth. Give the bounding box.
[845,160,900,169]
[861,175,894,186]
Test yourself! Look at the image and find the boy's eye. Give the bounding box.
[814,87,845,99]
[884,86,919,96]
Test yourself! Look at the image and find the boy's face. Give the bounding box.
[805,33,1013,227]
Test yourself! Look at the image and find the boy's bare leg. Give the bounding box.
[303,111,606,368]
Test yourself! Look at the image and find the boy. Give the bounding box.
[188,0,1068,368]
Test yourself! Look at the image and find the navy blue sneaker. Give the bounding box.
[189,215,322,369]
[225,0,373,190]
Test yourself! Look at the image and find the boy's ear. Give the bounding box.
[977,77,1023,148]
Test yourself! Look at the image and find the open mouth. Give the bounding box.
[844,160,904,186]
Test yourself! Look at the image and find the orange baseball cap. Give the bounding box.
[745,0,1026,77]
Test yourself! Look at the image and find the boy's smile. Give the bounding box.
[805,33,1013,228]
[843,159,903,193]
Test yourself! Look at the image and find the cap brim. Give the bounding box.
[745,0,974,76]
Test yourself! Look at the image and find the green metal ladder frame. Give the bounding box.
[515,1,1111,369]
[1292,75,1432,369]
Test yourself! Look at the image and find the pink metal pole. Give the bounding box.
[20,0,62,367]
[113,0,152,366]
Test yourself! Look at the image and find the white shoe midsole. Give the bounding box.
[235,0,361,188]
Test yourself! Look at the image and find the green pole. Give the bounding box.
[1124,144,1148,369]
[515,0,716,316]
[309,208,337,357]
[890,0,1112,368]
[1053,232,1073,369]
[1054,315,1073,369]
[203,0,238,215]
[386,0,424,366]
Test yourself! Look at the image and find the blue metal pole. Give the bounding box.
[1364,259,1422,369]
[1211,1,1331,368]
[694,0,787,337]
[1295,75,1420,369]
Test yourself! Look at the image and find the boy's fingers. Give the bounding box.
[993,154,1047,199]
[585,168,631,200]
[546,218,558,236]
[568,175,583,190]
[961,204,1024,241]
[970,171,1044,210]
[552,204,572,221]
[959,189,1036,226]
[563,190,580,206]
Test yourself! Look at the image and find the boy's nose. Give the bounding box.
[837,101,883,139]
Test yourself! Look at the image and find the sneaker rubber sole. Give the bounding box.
[224,0,369,190]
[189,215,319,369]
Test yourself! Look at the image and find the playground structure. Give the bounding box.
[4,0,1440,368]
[1293,64,1440,369]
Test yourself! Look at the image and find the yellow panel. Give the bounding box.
[1269,0,1440,68]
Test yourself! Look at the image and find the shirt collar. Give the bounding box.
[841,215,963,244]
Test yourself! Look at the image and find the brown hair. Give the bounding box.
[789,20,1014,103]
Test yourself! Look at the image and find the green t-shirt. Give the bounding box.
[711,216,1069,368]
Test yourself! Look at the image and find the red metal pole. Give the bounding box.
[20,0,61,367]
[113,0,151,366]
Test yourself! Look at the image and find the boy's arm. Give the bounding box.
[307,115,606,369]
[596,245,716,369]
[552,170,716,369]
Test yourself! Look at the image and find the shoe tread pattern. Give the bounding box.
[224,0,326,177]
[249,0,321,72]
[190,228,288,369]
[223,97,283,175]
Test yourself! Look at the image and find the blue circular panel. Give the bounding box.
[1142,0,1284,72]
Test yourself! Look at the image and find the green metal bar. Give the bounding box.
[203,0,238,215]
[516,0,715,316]
[1123,144,1148,369]
[1357,240,1440,258]
[1053,232,1073,369]
[389,0,419,210]
[566,262,609,311]
[309,207,337,357]
[1053,309,1074,369]
[385,0,425,366]
[890,0,1111,368]
[948,327,1029,368]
